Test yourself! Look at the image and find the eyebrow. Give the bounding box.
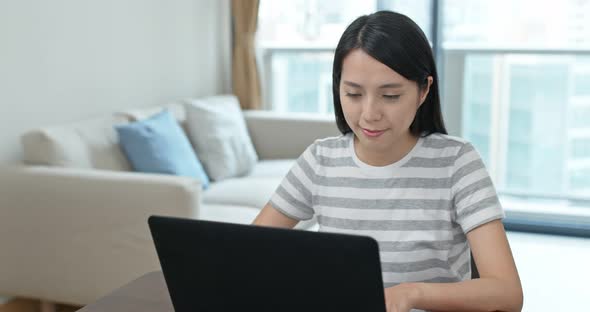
[342,81,403,89]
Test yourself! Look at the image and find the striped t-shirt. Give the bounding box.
[269,132,504,288]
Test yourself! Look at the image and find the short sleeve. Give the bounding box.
[451,143,505,233]
[268,142,318,221]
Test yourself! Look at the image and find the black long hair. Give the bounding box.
[332,11,447,136]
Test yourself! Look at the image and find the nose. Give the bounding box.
[361,96,382,122]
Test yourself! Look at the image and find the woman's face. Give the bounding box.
[339,49,432,154]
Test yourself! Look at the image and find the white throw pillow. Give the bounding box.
[21,115,131,171]
[184,95,258,181]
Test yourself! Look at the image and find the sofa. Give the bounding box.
[0,99,339,306]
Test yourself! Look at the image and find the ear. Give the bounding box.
[418,76,433,107]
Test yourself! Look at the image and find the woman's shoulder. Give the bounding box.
[422,132,471,149]
[311,133,352,149]
[421,133,478,159]
[302,133,352,160]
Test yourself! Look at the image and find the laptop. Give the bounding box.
[148,215,386,312]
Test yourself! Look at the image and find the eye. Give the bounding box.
[383,95,401,100]
[345,93,361,97]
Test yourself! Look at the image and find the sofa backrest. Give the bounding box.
[115,102,186,125]
[21,115,133,171]
[243,110,339,160]
[21,102,187,171]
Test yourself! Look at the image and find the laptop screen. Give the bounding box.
[149,215,386,312]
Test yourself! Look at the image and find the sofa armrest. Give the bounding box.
[0,166,201,304]
[243,110,340,160]
[0,165,201,221]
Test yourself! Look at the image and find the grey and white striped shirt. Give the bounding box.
[270,132,504,289]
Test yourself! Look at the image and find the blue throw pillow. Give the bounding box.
[116,110,210,189]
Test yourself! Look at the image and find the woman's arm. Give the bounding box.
[252,203,300,229]
[390,219,523,312]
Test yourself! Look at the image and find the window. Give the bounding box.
[442,0,590,48]
[257,0,434,113]
[442,0,590,232]
[258,0,590,234]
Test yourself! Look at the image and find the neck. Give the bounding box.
[354,132,419,167]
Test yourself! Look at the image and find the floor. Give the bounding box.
[1,231,588,312]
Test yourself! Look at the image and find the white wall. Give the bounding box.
[0,0,231,165]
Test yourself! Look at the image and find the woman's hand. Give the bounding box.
[384,283,422,312]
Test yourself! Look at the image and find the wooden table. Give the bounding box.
[76,272,172,312]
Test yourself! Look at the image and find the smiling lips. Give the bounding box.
[361,128,386,137]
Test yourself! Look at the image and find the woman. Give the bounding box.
[254,11,523,312]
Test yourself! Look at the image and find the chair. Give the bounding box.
[471,252,479,279]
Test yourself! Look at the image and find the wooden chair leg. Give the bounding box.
[40,300,56,312]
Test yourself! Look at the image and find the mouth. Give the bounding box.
[361,128,387,137]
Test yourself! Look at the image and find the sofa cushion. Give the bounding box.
[21,115,132,171]
[198,204,318,230]
[197,203,262,225]
[115,110,210,188]
[202,160,295,207]
[185,95,258,182]
[203,177,280,208]
[248,159,294,178]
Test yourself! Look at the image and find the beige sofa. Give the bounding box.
[0,103,339,305]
